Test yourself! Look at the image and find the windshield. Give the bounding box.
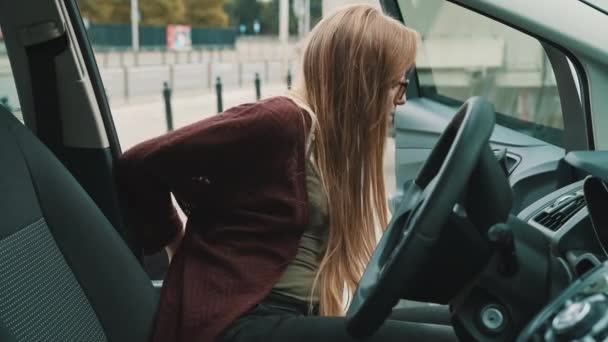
[398,0,567,147]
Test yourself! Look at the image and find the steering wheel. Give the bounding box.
[346,97,497,337]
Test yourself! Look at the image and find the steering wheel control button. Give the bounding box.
[552,301,591,334]
[480,304,507,333]
[551,299,605,340]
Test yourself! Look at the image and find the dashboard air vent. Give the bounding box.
[532,193,586,231]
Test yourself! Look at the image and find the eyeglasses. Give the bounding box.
[396,79,409,100]
[395,68,414,100]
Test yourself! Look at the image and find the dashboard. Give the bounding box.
[512,152,608,341]
[518,179,607,279]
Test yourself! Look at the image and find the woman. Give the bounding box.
[116,5,457,342]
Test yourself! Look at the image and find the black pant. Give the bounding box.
[221,293,458,342]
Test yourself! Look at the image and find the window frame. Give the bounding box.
[0,41,23,122]
[385,0,592,151]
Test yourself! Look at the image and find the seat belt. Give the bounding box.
[24,31,69,157]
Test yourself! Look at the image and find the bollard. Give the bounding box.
[163,82,174,131]
[254,72,261,101]
[216,76,223,113]
[287,70,292,90]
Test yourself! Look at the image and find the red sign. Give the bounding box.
[167,25,192,51]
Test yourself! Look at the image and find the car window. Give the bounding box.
[0,33,23,123]
[77,1,324,280]
[77,2,322,150]
[398,0,565,147]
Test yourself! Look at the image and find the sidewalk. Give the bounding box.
[111,82,289,150]
[111,82,397,195]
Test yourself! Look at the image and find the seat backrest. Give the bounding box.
[0,106,158,341]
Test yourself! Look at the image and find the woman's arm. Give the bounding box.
[114,99,299,255]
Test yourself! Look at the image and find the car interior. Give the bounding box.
[1,0,608,341]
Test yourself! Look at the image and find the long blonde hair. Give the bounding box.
[292,5,418,316]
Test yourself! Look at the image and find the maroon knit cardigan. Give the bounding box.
[115,96,311,341]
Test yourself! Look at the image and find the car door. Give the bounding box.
[383,0,591,215]
[0,0,147,267]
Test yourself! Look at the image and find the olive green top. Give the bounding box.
[272,158,329,303]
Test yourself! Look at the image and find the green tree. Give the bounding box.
[140,0,186,25]
[109,0,131,23]
[226,0,260,29]
[79,0,235,27]
[257,0,321,30]
[77,0,132,24]
[186,0,229,27]
[258,0,298,35]
[78,0,116,23]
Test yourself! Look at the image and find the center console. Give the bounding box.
[451,151,608,341]
[513,152,608,341]
[517,260,608,341]
[517,179,607,278]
